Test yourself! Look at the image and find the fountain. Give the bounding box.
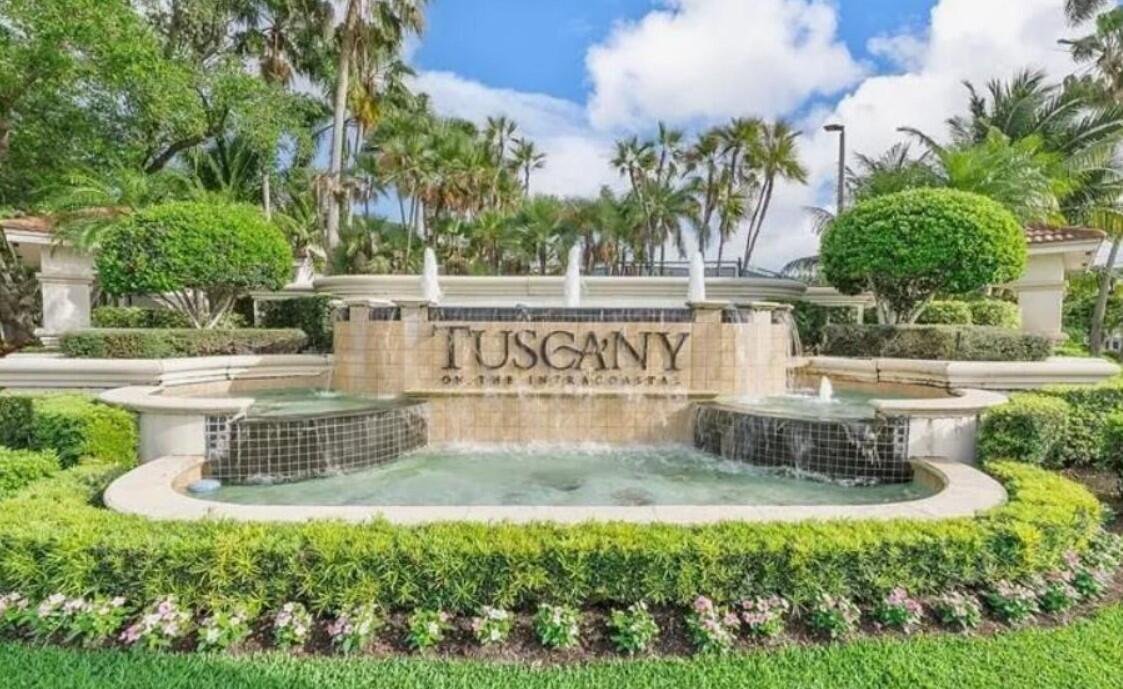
[818,376,834,403]
[421,247,442,304]
[565,244,582,308]
[688,251,706,303]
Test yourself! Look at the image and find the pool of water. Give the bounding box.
[724,379,951,420]
[238,389,408,418]
[199,445,936,507]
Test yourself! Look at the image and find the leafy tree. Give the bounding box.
[821,189,1027,324]
[741,120,808,266]
[96,202,292,328]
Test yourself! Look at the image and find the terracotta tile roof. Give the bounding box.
[0,216,54,234]
[1025,224,1105,245]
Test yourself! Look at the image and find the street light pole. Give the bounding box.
[824,124,846,215]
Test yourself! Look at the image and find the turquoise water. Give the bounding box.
[201,445,935,508]
[241,389,408,418]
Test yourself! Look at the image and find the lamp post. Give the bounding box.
[824,123,846,215]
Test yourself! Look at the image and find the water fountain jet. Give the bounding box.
[818,376,834,403]
[565,244,583,308]
[422,248,442,304]
[688,251,706,303]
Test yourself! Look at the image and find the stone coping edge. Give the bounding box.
[804,356,1120,391]
[99,386,252,416]
[104,455,1007,525]
[0,354,332,390]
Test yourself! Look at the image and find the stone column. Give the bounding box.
[34,246,95,347]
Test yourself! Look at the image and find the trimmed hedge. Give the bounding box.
[822,324,1052,362]
[0,462,1101,613]
[1033,378,1123,468]
[0,394,136,468]
[91,306,192,329]
[1105,412,1123,496]
[259,297,334,353]
[917,300,973,325]
[970,300,1021,329]
[0,448,59,499]
[60,328,307,359]
[978,394,1071,467]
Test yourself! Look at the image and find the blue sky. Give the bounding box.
[416,0,938,103]
[404,0,1085,268]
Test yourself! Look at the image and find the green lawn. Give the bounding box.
[4,606,1123,689]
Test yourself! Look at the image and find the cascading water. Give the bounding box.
[688,251,706,303]
[565,244,583,308]
[818,376,834,403]
[422,248,442,304]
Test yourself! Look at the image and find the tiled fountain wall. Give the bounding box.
[204,402,429,483]
[693,404,913,483]
[333,302,791,444]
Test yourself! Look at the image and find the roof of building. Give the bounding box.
[0,216,54,234]
[1024,224,1106,246]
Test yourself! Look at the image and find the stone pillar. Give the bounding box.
[35,246,95,347]
[1010,253,1066,338]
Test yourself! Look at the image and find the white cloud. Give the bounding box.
[585,0,866,129]
[410,0,1088,270]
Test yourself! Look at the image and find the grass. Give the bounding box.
[4,605,1123,689]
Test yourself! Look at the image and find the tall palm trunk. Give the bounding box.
[743,178,775,266]
[262,171,272,219]
[1092,236,1122,355]
[326,12,356,254]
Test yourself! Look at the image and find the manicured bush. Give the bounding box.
[1031,378,1123,468]
[259,297,334,353]
[822,324,1051,361]
[790,302,859,353]
[60,328,307,359]
[91,306,192,330]
[969,299,1021,329]
[0,448,59,499]
[0,394,136,468]
[1104,412,1123,495]
[917,300,973,325]
[0,462,1102,615]
[821,189,1027,323]
[0,396,33,449]
[978,394,1071,467]
[95,202,292,329]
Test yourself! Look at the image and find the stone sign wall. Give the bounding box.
[333,303,790,443]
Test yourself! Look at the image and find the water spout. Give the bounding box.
[565,244,582,308]
[421,248,442,304]
[818,376,834,403]
[688,251,706,303]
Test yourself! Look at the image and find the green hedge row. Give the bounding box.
[0,394,136,467]
[822,324,1051,361]
[978,377,1123,469]
[259,297,334,353]
[977,394,1072,467]
[91,306,192,329]
[0,448,59,499]
[0,462,1102,613]
[59,328,307,359]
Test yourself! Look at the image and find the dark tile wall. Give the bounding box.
[693,405,912,484]
[204,402,429,484]
[427,307,695,323]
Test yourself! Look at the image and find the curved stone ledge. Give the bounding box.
[103,455,1006,525]
[99,386,252,416]
[872,388,1008,417]
[315,275,807,307]
[0,354,332,391]
[805,356,1120,391]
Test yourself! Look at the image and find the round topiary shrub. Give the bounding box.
[821,189,1026,324]
[917,300,973,325]
[96,202,292,328]
[969,299,1022,329]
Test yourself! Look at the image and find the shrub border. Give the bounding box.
[0,461,1103,614]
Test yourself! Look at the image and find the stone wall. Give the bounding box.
[333,302,790,444]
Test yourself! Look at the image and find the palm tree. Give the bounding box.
[516,196,566,274]
[511,138,546,194]
[742,119,808,267]
[240,0,335,86]
[469,210,513,273]
[686,129,723,253]
[1066,0,1114,23]
[326,0,427,253]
